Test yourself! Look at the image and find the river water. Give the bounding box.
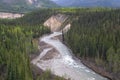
[32,32,108,80]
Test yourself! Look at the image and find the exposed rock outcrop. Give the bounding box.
[62,23,71,33]
[44,14,70,32]
[27,0,37,4]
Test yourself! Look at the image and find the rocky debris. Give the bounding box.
[39,41,52,50]
[44,14,69,32]
[31,32,108,80]
[62,23,71,33]
[40,48,60,60]
[38,39,60,61]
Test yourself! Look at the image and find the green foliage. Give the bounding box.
[36,70,65,80]
[64,8,120,76]
[0,8,69,80]
[1,8,120,80]
[0,24,50,80]
[0,26,32,80]
[17,9,55,26]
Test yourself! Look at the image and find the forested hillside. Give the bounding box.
[0,9,66,80]
[0,8,120,80]
[64,8,120,80]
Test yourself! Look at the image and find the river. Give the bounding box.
[32,32,108,80]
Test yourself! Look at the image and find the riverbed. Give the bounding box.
[31,32,108,80]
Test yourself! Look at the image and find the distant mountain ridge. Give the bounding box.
[0,0,120,13]
[0,0,58,12]
[51,0,120,8]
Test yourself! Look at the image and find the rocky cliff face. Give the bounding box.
[44,14,70,32]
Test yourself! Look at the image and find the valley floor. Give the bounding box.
[31,32,108,80]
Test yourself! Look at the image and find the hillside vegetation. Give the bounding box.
[0,9,66,80]
[64,8,120,80]
[0,8,120,80]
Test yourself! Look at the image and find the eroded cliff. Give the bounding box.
[44,14,71,32]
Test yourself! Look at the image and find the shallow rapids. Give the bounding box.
[32,32,108,80]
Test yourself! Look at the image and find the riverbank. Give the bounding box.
[0,12,24,19]
[80,58,120,80]
[64,40,119,80]
[30,39,66,80]
[64,41,116,80]
[31,33,112,80]
[80,58,112,80]
[31,32,108,80]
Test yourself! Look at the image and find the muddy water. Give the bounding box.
[32,32,108,80]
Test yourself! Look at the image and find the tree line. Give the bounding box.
[0,8,66,80]
[64,8,120,80]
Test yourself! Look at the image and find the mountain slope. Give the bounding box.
[51,0,120,8]
[0,0,58,12]
[26,0,59,8]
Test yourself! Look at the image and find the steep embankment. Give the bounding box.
[44,14,69,32]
